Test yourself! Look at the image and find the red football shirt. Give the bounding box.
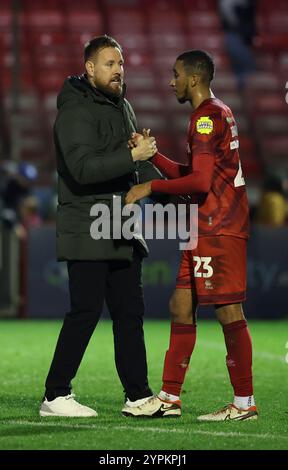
[151,97,249,239]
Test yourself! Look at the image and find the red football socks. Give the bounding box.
[223,320,253,396]
[162,322,197,396]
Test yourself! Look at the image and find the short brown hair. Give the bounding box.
[84,35,122,62]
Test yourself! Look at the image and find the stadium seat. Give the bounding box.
[113,33,148,51]
[68,32,97,48]
[258,0,288,13]
[36,70,70,93]
[125,67,156,91]
[244,72,280,92]
[0,13,11,33]
[153,52,180,72]
[128,92,163,112]
[188,32,225,52]
[253,114,288,136]
[23,0,60,9]
[186,11,221,31]
[247,93,286,114]
[181,0,219,12]
[254,52,276,71]
[217,93,243,112]
[213,71,238,92]
[33,50,71,70]
[22,10,64,30]
[150,33,187,53]
[125,51,152,67]
[61,0,101,9]
[147,11,185,33]
[66,11,103,33]
[212,51,232,70]
[136,113,167,133]
[267,14,288,34]
[144,0,180,10]
[4,92,38,111]
[106,8,145,34]
[28,31,66,47]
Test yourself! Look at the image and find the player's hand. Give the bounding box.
[125,182,152,204]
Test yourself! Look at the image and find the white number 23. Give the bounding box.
[193,256,213,278]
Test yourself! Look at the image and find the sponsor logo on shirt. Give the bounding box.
[205,280,213,290]
[196,116,213,134]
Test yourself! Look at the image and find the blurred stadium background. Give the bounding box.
[0,0,288,320]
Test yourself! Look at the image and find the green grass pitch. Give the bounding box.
[0,319,287,450]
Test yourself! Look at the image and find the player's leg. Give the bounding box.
[160,288,197,401]
[196,236,257,421]
[215,302,256,413]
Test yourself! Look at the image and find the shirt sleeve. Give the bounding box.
[151,152,188,179]
[191,114,220,157]
[151,153,214,195]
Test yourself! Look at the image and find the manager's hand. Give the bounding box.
[131,137,157,162]
[126,182,152,204]
[128,128,152,149]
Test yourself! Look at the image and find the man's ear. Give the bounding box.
[85,60,94,77]
[188,74,198,88]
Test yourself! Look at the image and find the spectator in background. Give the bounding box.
[19,195,42,228]
[256,174,287,226]
[0,160,39,233]
[219,0,256,88]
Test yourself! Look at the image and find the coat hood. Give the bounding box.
[57,74,126,109]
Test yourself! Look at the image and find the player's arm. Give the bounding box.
[151,152,188,179]
[129,130,188,179]
[125,153,214,203]
[151,112,219,194]
[150,153,214,194]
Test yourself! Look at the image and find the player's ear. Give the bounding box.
[188,74,198,88]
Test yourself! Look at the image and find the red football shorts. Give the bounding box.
[176,236,247,305]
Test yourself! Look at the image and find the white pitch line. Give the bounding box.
[2,420,288,442]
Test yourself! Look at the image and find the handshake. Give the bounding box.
[128,129,158,162]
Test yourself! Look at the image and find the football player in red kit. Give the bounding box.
[123,50,258,421]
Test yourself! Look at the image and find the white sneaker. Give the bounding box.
[197,403,258,422]
[122,395,181,418]
[39,394,98,417]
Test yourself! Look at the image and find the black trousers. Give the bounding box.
[45,252,152,402]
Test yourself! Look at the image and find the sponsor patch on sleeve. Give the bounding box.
[196,116,213,135]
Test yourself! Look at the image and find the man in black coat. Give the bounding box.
[40,35,162,417]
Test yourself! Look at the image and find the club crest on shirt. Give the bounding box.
[196,116,213,134]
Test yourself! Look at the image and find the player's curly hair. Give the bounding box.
[177,50,215,83]
[84,35,122,63]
